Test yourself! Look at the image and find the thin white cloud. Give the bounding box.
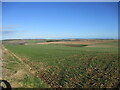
[0,25,19,30]
[0,30,17,34]
[0,30,23,35]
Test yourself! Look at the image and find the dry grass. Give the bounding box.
[37,40,117,45]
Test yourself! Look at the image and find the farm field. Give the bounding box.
[2,39,119,88]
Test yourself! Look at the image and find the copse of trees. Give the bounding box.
[46,40,62,42]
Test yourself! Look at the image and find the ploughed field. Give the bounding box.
[2,40,119,88]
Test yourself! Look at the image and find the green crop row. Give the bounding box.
[3,41,119,88]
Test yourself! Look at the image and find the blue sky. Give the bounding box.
[2,2,118,39]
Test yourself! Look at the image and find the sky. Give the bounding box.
[2,2,118,39]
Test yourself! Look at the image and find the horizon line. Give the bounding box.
[1,37,118,40]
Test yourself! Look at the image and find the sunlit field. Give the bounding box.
[2,39,119,88]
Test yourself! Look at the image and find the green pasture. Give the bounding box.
[3,40,119,88]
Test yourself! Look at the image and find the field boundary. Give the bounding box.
[3,46,50,88]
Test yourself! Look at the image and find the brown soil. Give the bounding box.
[37,41,94,45]
[37,40,117,45]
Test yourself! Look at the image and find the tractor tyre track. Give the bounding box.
[3,46,51,88]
